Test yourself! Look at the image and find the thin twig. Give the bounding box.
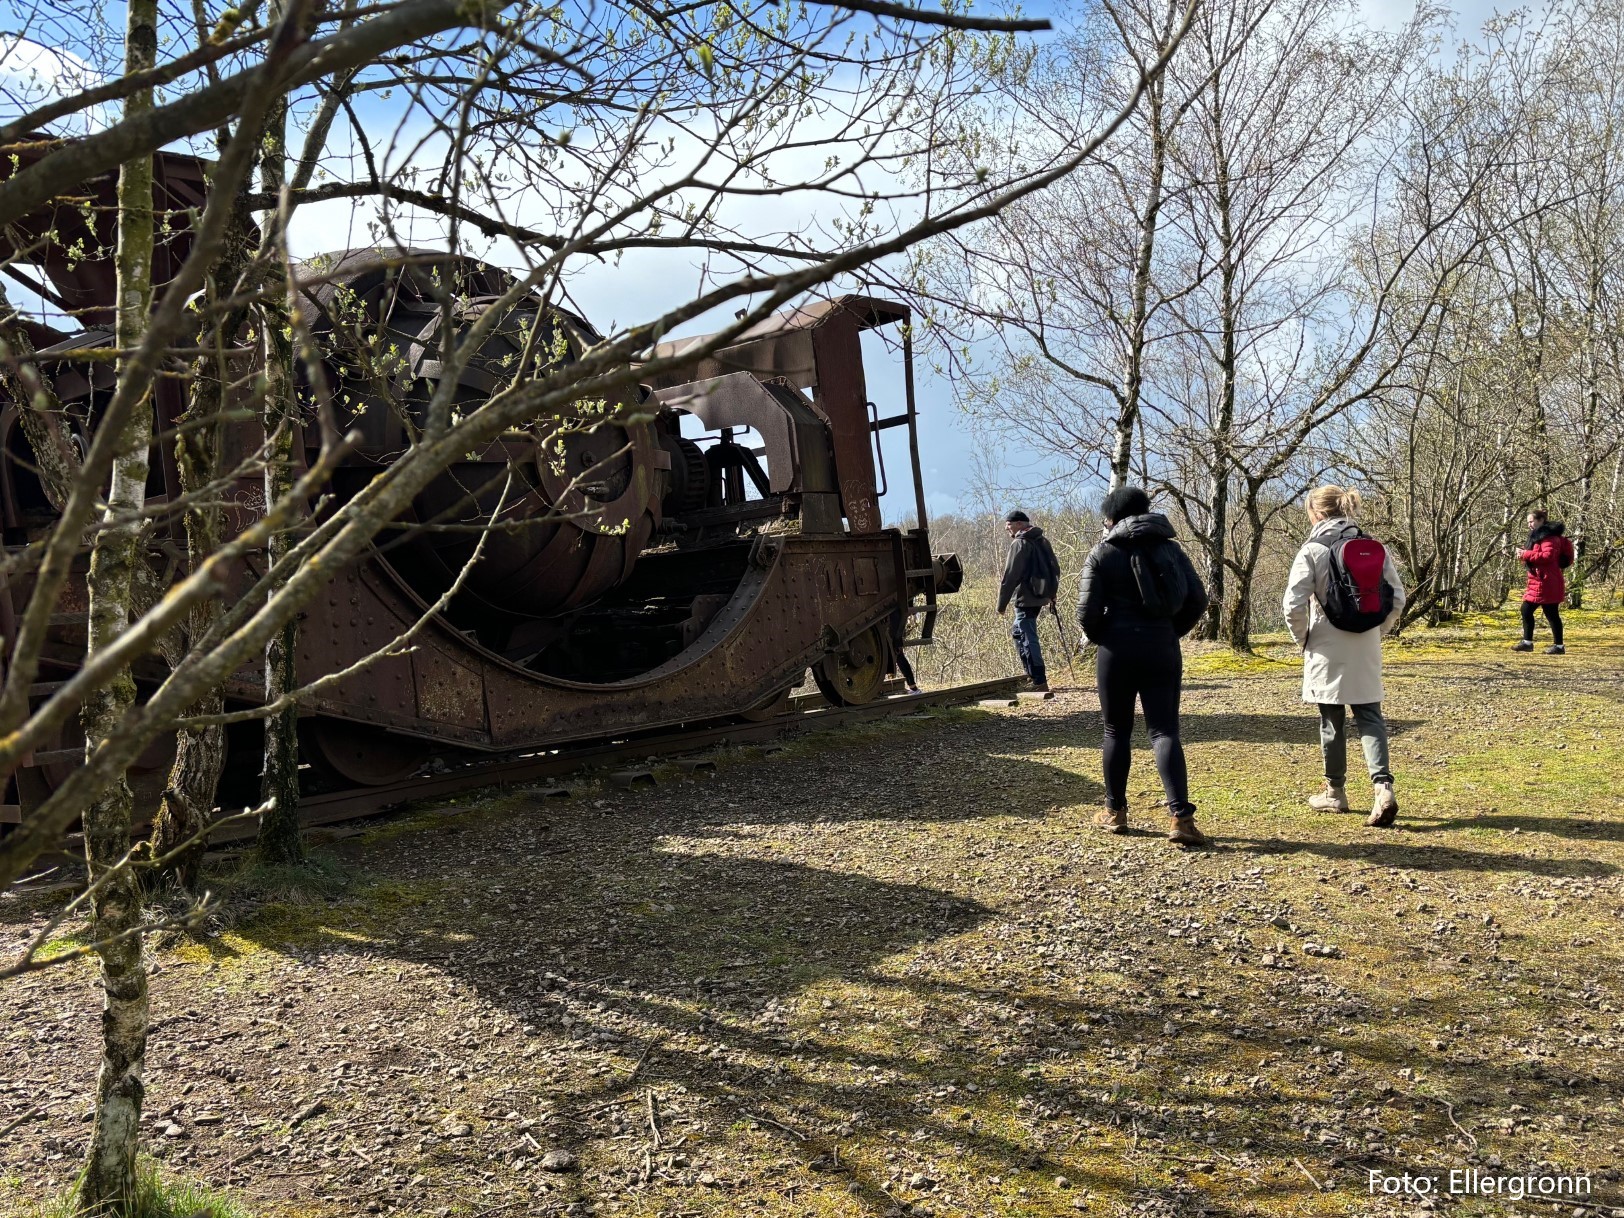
[574,1094,634,1119]
[646,1089,662,1150]
[0,1107,45,1138]
[1417,1092,1478,1150]
[742,1110,807,1142]
[624,1034,664,1084]
[1292,1157,1325,1192]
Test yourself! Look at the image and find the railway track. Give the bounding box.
[201,675,1030,844]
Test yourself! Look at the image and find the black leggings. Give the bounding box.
[1521,601,1564,645]
[1096,637,1190,814]
[895,646,917,688]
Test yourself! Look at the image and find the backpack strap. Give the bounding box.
[1304,523,1362,551]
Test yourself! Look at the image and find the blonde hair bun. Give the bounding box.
[1307,484,1361,519]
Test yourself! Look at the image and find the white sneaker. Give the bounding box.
[1307,783,1351,813]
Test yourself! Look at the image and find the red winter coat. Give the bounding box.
[1519,524,1574,604]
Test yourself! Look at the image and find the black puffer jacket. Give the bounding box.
[1076,514,1209,643]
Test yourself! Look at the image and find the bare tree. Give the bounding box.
[912,0,1227,494]
[0,0,1222,1205]
[74,0,161,1202]
[1351,3,1624,620]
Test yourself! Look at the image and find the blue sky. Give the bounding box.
[6,0,1510,524]
[558,0,1512,526]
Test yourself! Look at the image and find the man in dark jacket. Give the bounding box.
[1076,486,1210,846]
[997,510,1058,693]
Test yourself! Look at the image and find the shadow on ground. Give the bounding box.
[1025,708,1419,747]
[1230,832,1616,878]
[1408,813,1624,843]
[185,709,1621,1216]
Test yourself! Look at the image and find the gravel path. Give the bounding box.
[4,622,1623,1217]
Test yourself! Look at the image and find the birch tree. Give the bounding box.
[913,0,1223,491]
[75,0,160,1201]
[0,0,1216,1205]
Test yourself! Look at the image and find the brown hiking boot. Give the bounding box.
[1092,807,1128,834]
[1307,783,1351,813]
[1168,812,1210,848]
[1368,781,1398,828]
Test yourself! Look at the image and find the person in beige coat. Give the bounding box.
[1282,486,1406,827]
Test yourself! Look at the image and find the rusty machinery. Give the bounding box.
[0,147,962,820]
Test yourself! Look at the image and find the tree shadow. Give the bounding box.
[1026,708,1419,747]
[1407,814,1624,843]
[176,746,1112,1213]
[191,737,1616,1214]
[21,704,1620,1216]
[1229,833,1617,878]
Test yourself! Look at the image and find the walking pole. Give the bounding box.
[1048,601,1079,685]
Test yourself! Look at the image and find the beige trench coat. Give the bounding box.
[1282,517,1406,706]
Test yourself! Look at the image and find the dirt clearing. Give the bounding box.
[4,610,1622,1217]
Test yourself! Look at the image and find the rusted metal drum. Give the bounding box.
[301,250,664,633]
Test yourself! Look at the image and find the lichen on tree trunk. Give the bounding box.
[0,281,82,510]
[148,200,253,891]
[253,68,306,868]
[77,0,158,1205]
[255,303,303,864]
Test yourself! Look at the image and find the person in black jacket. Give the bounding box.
[1076,486,1210,846]
[996,510,1059,693]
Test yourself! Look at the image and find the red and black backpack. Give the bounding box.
[1307,526,1393,633]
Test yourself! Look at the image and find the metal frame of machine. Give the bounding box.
[0,146,961,819]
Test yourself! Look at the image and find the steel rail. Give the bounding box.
[199,675,1027,843]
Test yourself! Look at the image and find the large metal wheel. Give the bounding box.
[812,625,889,706]
[739,683,795,722]
[38,723,176,817]
[300,719,424,789]
[301,249,663,633]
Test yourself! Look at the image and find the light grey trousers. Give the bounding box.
[1317,702,1392,786]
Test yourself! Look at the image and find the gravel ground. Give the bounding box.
[3,611,1623,1217]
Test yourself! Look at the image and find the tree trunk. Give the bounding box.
[1568,273,1602,610]
[0,283,82,509]
[1221,491,1264,653]
[1600,449,1624,584]
[1200,470,1227,641]
[77,0,156,1206]
[1112,75,1169,492]
[147,200,253,890]
[1202,66,1238,644]
[1497,435,1517,604]
[254,71,306,867]
[1223,575,1251,651]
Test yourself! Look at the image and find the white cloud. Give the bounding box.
[0,37,108,134]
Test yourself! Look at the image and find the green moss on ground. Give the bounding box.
[5,606,1621,1218]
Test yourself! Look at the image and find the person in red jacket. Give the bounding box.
[1513,509,1575,655]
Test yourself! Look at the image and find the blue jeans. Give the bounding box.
[1011,606,1047,686]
